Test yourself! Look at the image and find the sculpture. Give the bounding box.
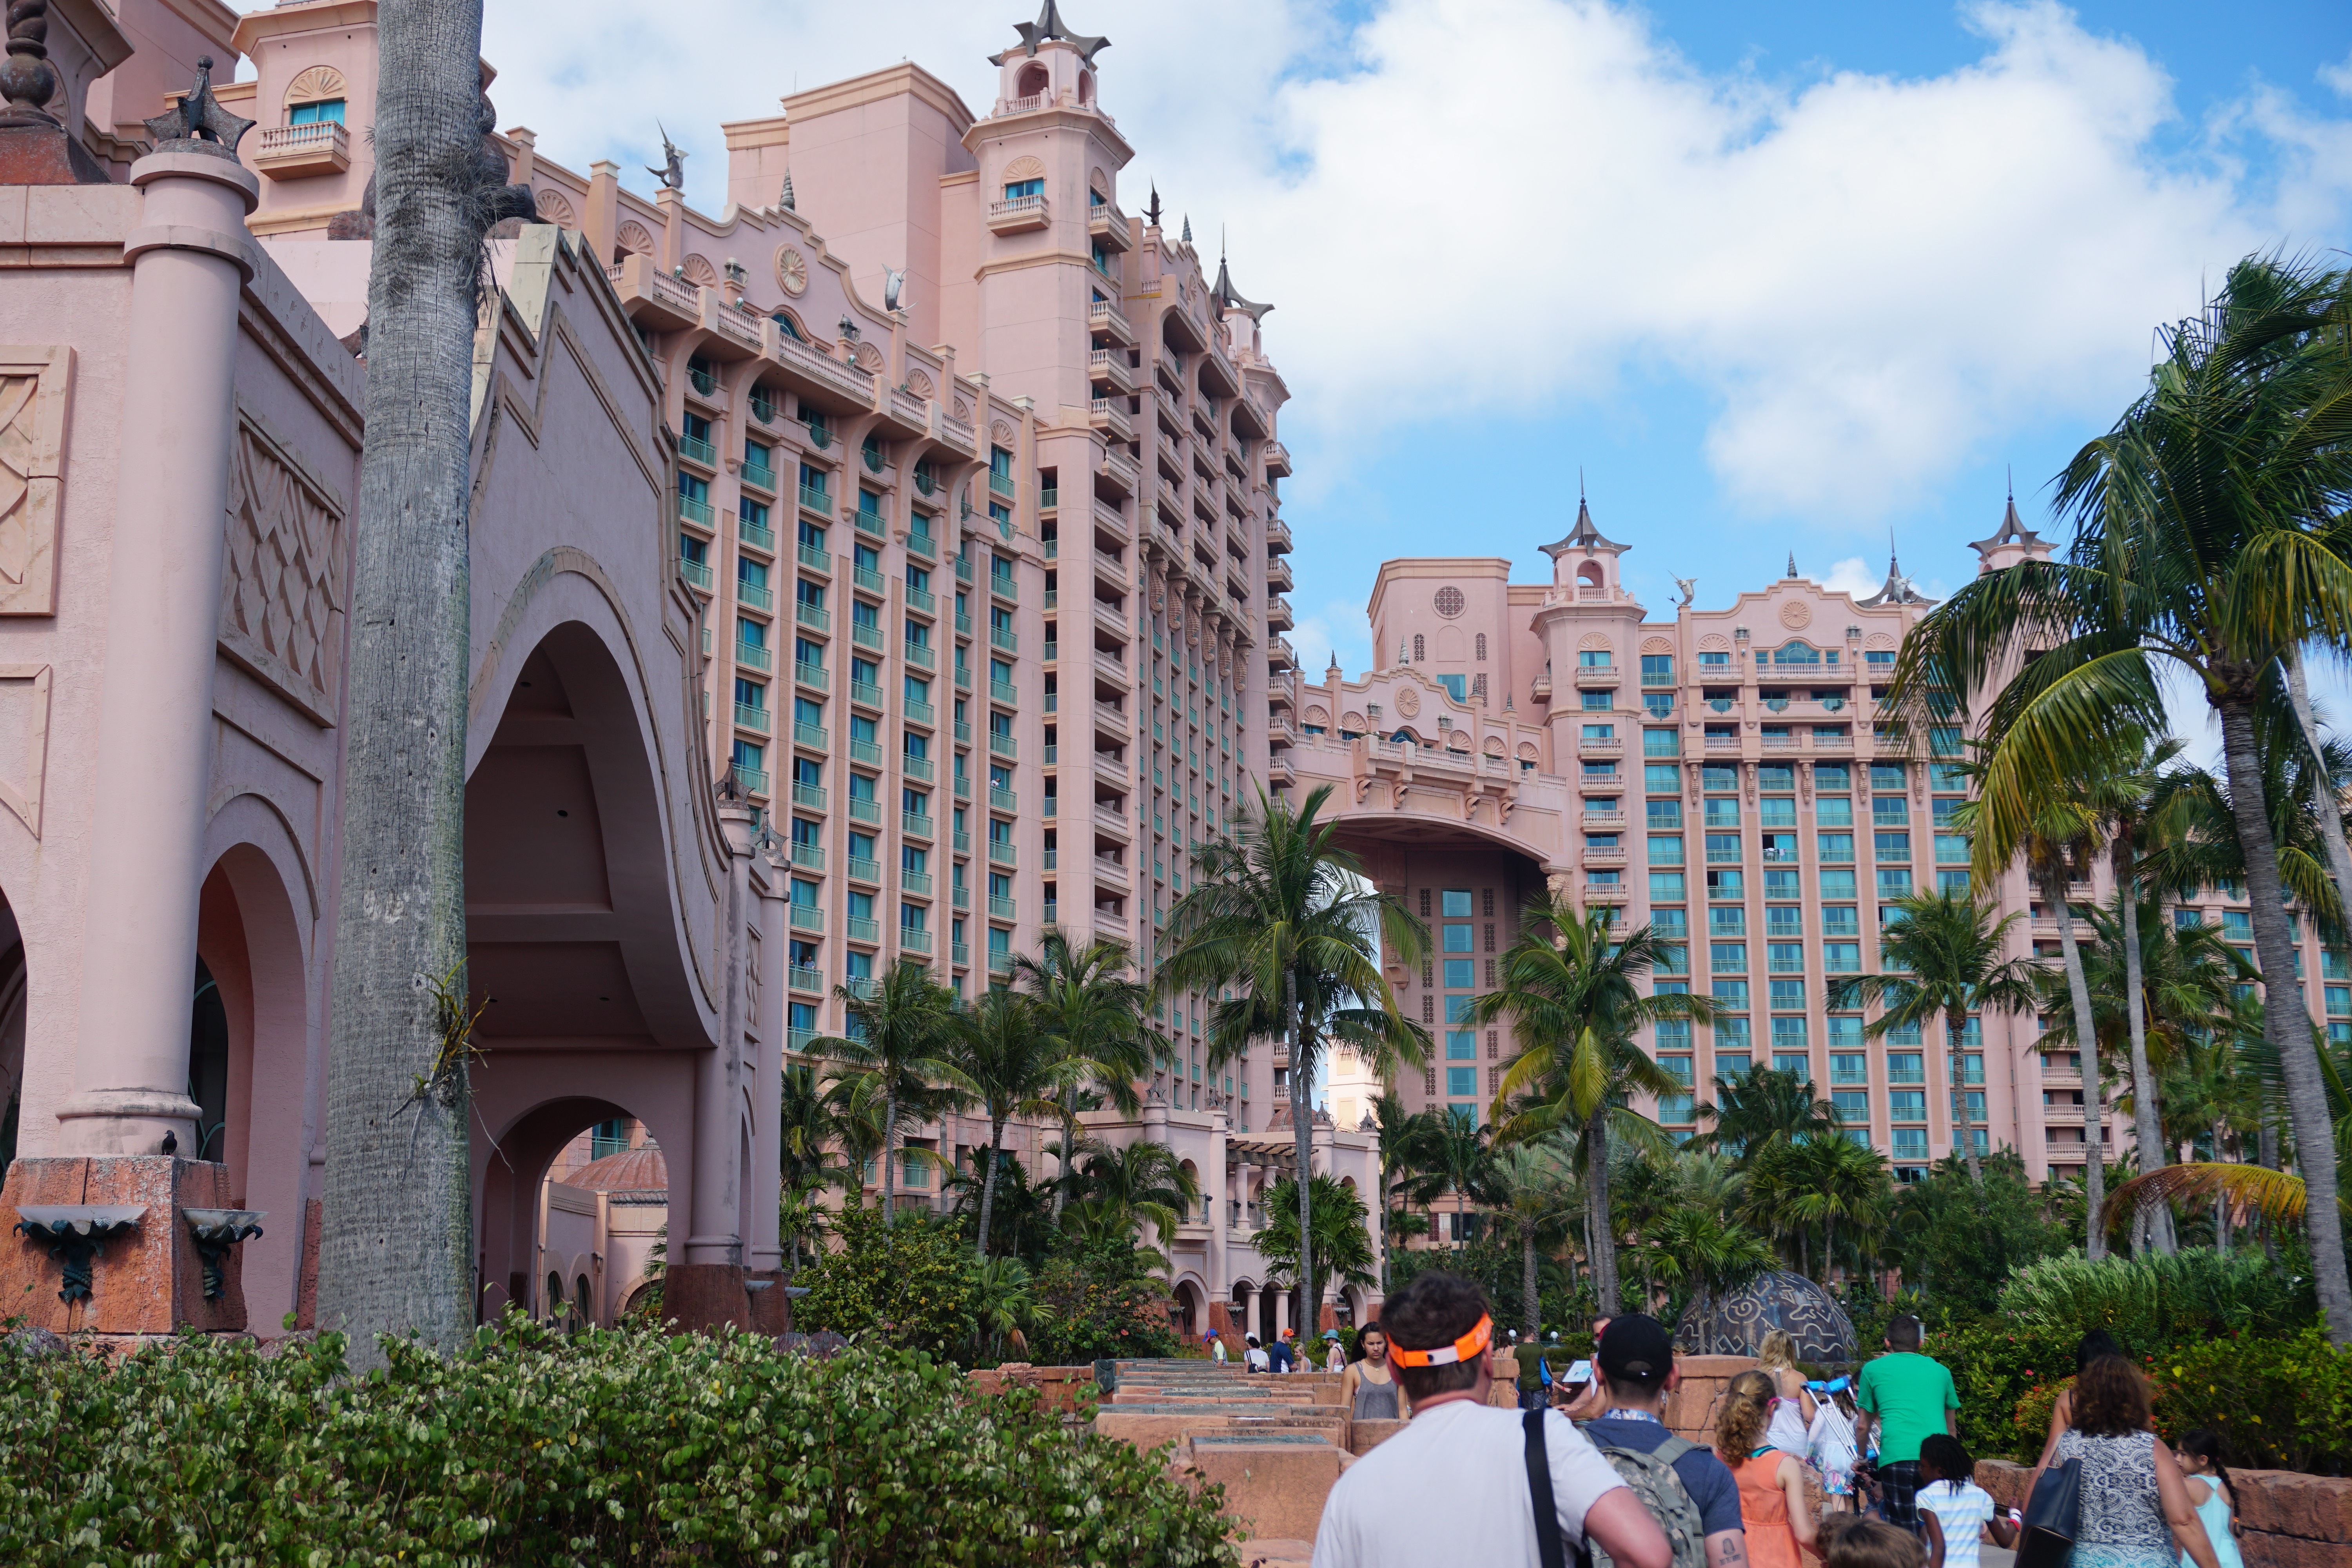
[1674,576,1698,608]
[1675,1269,1858,1365]
[883,267,907,312]
[140,56,255,153]
[647,123,686,191]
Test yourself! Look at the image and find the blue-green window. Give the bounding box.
[1445,995,1476,1024]
[1443,924,1474,953]
[1650,872,1686,900]
[1446,1067,1478,1097]
[1443,959,1474,989]
[1003,178,1043,200]
[1436,673,1466,701]
[289,99,346,125]
[1446,1030,1477,1060]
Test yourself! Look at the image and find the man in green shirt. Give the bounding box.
[1857,1314,1959,1539]
[1507,1330,1548,1410]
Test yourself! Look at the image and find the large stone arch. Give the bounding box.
[193,801,319,1331]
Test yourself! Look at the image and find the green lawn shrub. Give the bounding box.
[0,1315,1240,1566]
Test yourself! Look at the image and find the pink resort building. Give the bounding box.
[0,0,1371,1347]
[1320,504,2345,1212]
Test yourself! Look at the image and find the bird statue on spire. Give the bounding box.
[1145,183,1163,227]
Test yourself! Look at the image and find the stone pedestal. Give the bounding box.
[0,1156,253,1334]
[660,1261,751,1334]
[745,1268,792,1334]
[1207,1299,1238,1353]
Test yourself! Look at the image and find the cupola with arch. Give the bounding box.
[1540,496,1627,600]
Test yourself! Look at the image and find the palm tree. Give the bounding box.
[813,959,966,1226]
[316,11,519,1363]
[1825,889,2043,1188]
[1424,1110,1495,1247]
[1066,1138,1201,1259]
[1890,254,2352,1339]
[778,1064,850,1274]
[1749,1132,1891,1283]
[940,987,1079,1257]
[1694,1066,1844,1167]
[1470,898,1710,1315]
[1480,1136,1584,1342]
[1369,1093,1445,1286]
[1013,929,1160,1223]
[1256,1174,1380,1320]
[1159,782,1430,1348]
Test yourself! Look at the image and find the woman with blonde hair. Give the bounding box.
[1719,1368,1818,1568]
[1758,1328,1818,1458]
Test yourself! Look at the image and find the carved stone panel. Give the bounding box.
[0,664,53,838]
[0,347,73,617]
[218,417,352,726]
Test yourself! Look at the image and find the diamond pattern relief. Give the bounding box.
[219,423,350,725]
[0,347,72,616]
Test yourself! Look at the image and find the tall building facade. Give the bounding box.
[0,0,1370,1343]
[1319,508,2347,1187]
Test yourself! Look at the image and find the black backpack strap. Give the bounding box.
[1525,1407,1568,1568]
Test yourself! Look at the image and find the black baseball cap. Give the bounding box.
[1597,1314,1675,1385]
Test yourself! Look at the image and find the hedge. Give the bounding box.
[0,1316,1241,1566]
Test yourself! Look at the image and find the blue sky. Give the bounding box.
[474,0,2352,722]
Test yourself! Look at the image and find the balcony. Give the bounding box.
[904,641,936,671]
[1265,517,1292,554]
[1265,595,1294,632]
[902,811,934,840]
[987,192,1049,234]
[740,457,778,495]
[1576,735,1624,759]
[794,541,827,573]
[733,702,771,733]
[676,433,717,470]
[793,601,830,634]
[1087,348,1135,395]
[799,484,833,517]
[1089,298,1137,346]
[1575,666,1622,690]
[794,659,828,693]
[254,119,351,179]
[847,857,881,886]
[735,641,773,673]
[849,794,880,823]
[989,838,1017,868]
[730,766,768,796]
[788,842,823,871]
[788,965,824,995]
[899,927,933,955]
[1582,881,1631,904]
[789,905,824,933]
[1580,811,1628,831]
[846,916,880,944]
[679,557,714,592]
[850,621,883,653]
[1087,198,1132,250]
[854,507,886,540]
[793,722,828,751]
[849,680,884,711]
[989,731,1018,761]
[903,755,935,783]
[677,493,715,528]
[1583,846,1628,867]
[791,782,827,814]
[1263,441,1292,479]
[1089,397,1135,444]
[736,579,773,613]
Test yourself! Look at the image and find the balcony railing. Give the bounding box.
[677,433,717,468]
[734,702,770,733]
[794,601,829,633]
[794,660,828,691]
[677,493,715,527]
[799,484,833,516]
[792,782,826,812]
[793,722,828,751]
[679,557,714,591]
[735,641,772,673]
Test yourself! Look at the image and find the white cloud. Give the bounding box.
[1820,557,1883,599]
[2321,50,2352,99]
[1289,598,1373,679]
[475,0,2352,524]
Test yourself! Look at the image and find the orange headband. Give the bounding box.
[1390,1314,1493,1368]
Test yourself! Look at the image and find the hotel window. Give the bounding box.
[1579,650,1613,667]
[1711,942,1747,973]
[1003,177,1044,200]
[1824,942,1861,973]
[1889,1091,1929,1122]
[1443,923,1474,953]
[1650,871,1686,900]
[1706,868,1744,899]
[1443,958,1474,989]
[1820,868,1857,898]
[1816,795,1854,827]
[1649,835,1684,865]
[1873,796,1909,826]
[1875,831,1911,862]
[1437,673,1468,702]
[1699,652,1730,670]
[1582,690,1611,711]
[1767,942,1805,973]
[1759,797,1797,828]
[1643,692,1674,717]
[1704,797,1739,827]
[289,98,347,125]
[1648,798,1682,827]
[1702,765,1737,791]
[1870,762,1906,791]
[1768,979,1805,1009]
[1878,868,1914,896]
[1446,1030,1478,1060]
[1446,1067,1478,1098]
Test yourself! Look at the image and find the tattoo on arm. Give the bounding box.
[1711,1532,1747,1568]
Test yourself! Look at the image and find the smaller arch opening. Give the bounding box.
[1576,561,1604,588]
[1016,63,1048,99]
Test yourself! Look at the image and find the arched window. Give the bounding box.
[1412,633,1425,661]
[1017,63,1048,99]
[1475,633,1487,661]
[771,310,804,341]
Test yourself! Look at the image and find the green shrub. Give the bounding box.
[0,1316,1240,1565]
[1998,1249,2312,1350]
[1029,1234,1182,1366]
[793,1203,986,1359]
[2150,1328,2352,1474]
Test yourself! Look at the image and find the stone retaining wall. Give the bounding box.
[1979,1459,2352,1568]
[963,1363,1099,1414]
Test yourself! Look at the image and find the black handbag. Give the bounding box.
[2014,1456,2083,1568]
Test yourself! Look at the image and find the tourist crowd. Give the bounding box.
[1311,1272,2243,1568]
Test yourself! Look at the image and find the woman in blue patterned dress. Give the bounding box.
[2026,1357,2220,1568]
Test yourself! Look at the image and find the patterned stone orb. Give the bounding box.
[1673,1269,1857,1365]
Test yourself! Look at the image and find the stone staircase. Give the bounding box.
[1096,1358,1409,1562]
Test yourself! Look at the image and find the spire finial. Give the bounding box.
[1787,551,1798,579]
[2006,463,2014,501]
[1578,465,1584,501]
[1889,526,1899,574]
[1181,213,1192,243]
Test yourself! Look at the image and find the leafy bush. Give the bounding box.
[1884,1154,2072,1319]
[1998,1249,2312,1350]
[793,1203,987,1359]
[1387,1238,1591,1336]
[1030,1232,1182,1365]
[0,1316,1239,1565]
[2149,1328,2352,1474]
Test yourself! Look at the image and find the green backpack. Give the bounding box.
[1583,1432,1710,1568]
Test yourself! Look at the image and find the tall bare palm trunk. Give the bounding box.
[2113,840,2175,1252]
[976,1118,1004,1256]
[2285,651,2352,935]
[1946,1005,1983,1186]
[880,1093,900,1225]
[315,0,493,1365]
[1290,994,1315,1342]
[1587,1104,1619,1315]
[1521,1231,1541,1342]
[2049,873,2105,1260]
[2218,693,2352,1343]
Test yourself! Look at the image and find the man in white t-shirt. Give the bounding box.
[1312,1273,1672,1568]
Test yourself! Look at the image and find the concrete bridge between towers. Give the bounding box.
[0,149,846,1338]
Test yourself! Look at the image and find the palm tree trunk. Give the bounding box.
[1946,1005,1982,1186]
[2217,693,2352,1344]
[976,1114,1005,1256]
[2049,871,2106,1260]
[2114,841,2175,1253]
[881,1091,900,1227]
[1289,998,1316,1343]
[1051,1107,1077,1226]
[1587,1103,1619,1315]
[1522,1227,1541,1344]
[2285,650,2352,927]
[314,0,492,1368]
[2213,1118,2232,1253]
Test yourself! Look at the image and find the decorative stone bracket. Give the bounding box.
[181,1209,265,1300]
[12,1204,145,1303]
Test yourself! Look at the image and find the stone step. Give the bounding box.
[1181,1434,1353,1546]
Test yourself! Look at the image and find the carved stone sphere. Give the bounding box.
[1674,1269,1857,1366]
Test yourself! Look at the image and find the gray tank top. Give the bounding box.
[1351,1371,1401,1420]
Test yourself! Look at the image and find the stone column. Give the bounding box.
[56,148,258,1155]
[1274,1287,1289,1342]
[1207,1109,1229,1301]
[1245,1284,1261,1343]
[745,845,790,1333]
[670,797,755,1331]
